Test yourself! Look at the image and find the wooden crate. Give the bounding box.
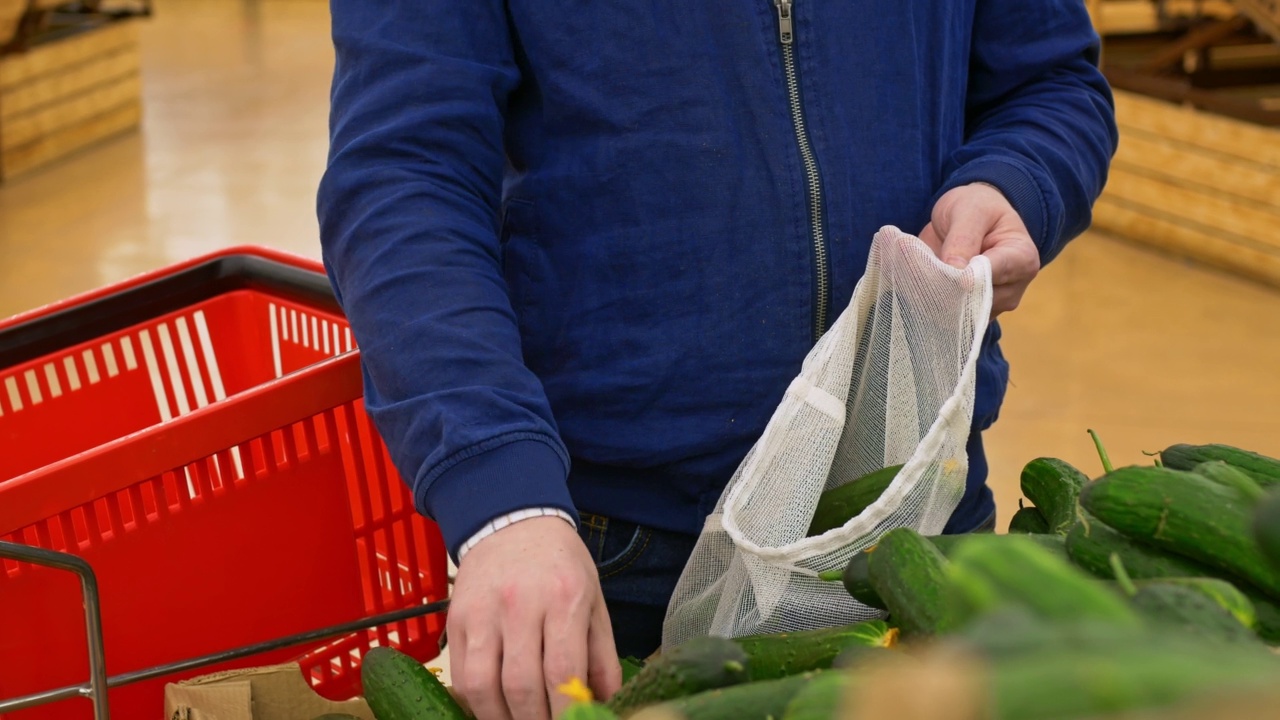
[0,0,26,49]
[1092,89,1280,288]
[0,18,141,181]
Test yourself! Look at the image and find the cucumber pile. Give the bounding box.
[358,439,1280,720]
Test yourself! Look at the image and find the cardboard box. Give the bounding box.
[164,663,375,720]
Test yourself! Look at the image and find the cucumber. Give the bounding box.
[929,532,1069,562]
[606,635,750,715]
[1065,516,1215,580]
[781,671,853,720]
[831,643,893,669]
[806,465,903,536]
[988,634,1280,720]
[867,527,959,637]
[1136,576,1257,631]
[1078,466,1280,600]
[1160,443,1280,487]
[560,702,621,720]
[945,533,1142,628]
[733,620,895,681]
[1191,461,1266,503]
[360,646,470,720]
[953,606,1149,661]
[1007,506,1050,534]
[830,533,1068,612]
[633,671,823,720]
[1019,458,1089,534]
[620,656,645,685]
[1066,517,1280,643]
[1128,581,1259,645]
[832,549,885,610]
[1255,487,1280,573]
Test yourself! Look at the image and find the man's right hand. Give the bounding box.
[447,516,623,720]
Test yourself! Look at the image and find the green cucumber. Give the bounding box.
[830,643,893,669]
[945,533,1142,628]
[954,606,1149,661]
[781,671,854,720]
[1078,466,1280,600]
[733,620,895,681]
[1255,487,1280,573]
[620,656,645,685]
[1066,517,1280,642]
[827,533,1068,612]
[1007,506,1050,534]
[606,635,749,715]
[1192,461,1266,503]
[1129,581,1259,644]
[633,671,823,720]
[560,702,621,720]
[1160,443,1280,487]
[988,634,1280,720]
[1138,576,1257,631]
[829,549,886,610]
[360,646,469,720]
[867,527,959,637]
[806,465,903,536]
[928,532,1069,562]
[1066,516,1215,580]
[1019,458,1089,534]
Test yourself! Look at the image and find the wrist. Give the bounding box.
[456,507,577,563]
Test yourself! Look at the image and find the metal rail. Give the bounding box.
[0,539,450,718]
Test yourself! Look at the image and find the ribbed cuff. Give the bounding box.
[936,158,1053,264]
[421,438,577,562]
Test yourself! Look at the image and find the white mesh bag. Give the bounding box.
[661,225,994,649]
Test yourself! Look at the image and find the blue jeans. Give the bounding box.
[576,434,997,658]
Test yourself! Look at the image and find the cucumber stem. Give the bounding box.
[1141,449,1163,467]
[1109,552,1137,597]
[818,569,844,582]
[1088,429,1114,474]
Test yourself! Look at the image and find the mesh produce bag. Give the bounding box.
[661,225,994,649]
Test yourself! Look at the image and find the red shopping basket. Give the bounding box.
[0,247,448,720]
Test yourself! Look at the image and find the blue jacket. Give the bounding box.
[317,0,1117,560]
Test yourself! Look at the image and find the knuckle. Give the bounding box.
[543,655,575,686]
[501,675,541,706]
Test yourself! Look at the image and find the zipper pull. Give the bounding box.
[774,0,794,45]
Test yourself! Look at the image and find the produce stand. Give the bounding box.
[0,247,450,720]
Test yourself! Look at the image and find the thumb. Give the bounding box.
[937,204,990,270]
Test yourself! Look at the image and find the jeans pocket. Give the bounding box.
[580,514,653,579]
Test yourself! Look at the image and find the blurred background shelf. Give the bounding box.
[1,3,149,181]
[1086,0,1280,289]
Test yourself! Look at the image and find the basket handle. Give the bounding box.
[0,352,365,537]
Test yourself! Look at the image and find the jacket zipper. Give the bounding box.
[773,0,829,341]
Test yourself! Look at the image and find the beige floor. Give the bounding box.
[4,0,1280,686]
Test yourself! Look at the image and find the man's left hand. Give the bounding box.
[918,182,1041,317]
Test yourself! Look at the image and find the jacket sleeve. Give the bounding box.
[316,0,576,561]
[934,0,1120,266]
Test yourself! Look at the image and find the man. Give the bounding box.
[317,0,1118,718]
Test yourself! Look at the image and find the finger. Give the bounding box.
[458,617,513,720]
[917,222,943,257]
[544,588,594,718]
[938,205,991,269]
[584,594,622,702]
[502,593,552,720]
[446,624,474,716]
[982,240,1040,288]
[990,282,1030,318]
